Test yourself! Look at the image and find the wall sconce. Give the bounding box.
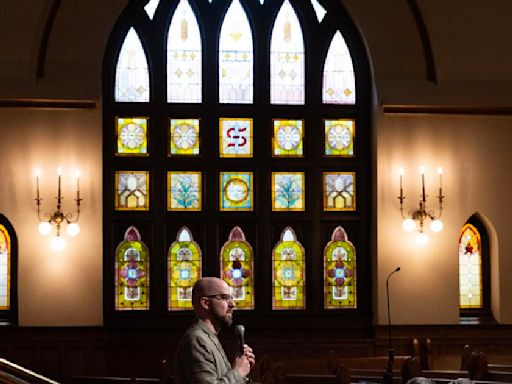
[398,166,444,245]
[35,167,82,250]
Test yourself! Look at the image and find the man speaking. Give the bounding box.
[175,277,256,383]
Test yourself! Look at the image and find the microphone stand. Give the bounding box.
[383,267,400,384]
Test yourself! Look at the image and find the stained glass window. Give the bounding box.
[323,31,355,104]
[324,226,356,309]
[272,119,303,157]
[324,119,355,156]
[323,172,355,211]
[219,0,253,104]
[167,0,202,103]
[0,225,10,310]
[220,227,254,309]
[459,224,482,309]
[115,28,150,102]
[168,227,201,310]
[219,118,253,157]
[168,171,202,211]
[272,227,305,309]
[115,171,149,210]
[116,117,148,156]
[115,226,149,310]
[272,172,305,211]
[270,0,305,105]
[144,0,160,19]
[169,118,200,155]
[310,0,327,23]
[220,172,253,211]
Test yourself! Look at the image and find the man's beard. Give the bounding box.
[211,308,233,329]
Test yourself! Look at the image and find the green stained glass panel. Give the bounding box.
[272,172,304,211]
[168,227,202,310]
[273,119,303,157]
[219,118,253,157]
[323,172,355,211]
[459,224,482,309]
[168,172,201,211]
[272,227,305,310]
[220,227,254,309]
[220,172,253,211]
[115,171,149,211]
[116,117,148,156]
[0,225,10,310]
[115,226,149,310]
[324,226,356,309]
[169,119,200,155]
[324,119,355,156]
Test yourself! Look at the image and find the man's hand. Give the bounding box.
[233,344,256,378]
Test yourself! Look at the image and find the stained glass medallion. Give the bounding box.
[115,28,150,102]
[323,172,355,211]
[115,171,149,210]
[273,119,303,157]
[459,223,482,309]
[324,226,356,309]
[169,118,200,155]
[324,119,355,156]
[323,31,355,104]
[0,225,10,310]
[219,0,254,104]
[219,118,253,157]
[168,227,201,310]
[220,226,254,309]
[167,0,202,103]
[272,227,305,310]
[168,172,202,211]
[272,172,305,211]
[115,226,149,310]
[220,172,253,211]
[116,117,148,156]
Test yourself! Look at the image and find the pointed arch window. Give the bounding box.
[219,0,253,104]
[115,28,150,102]
[0,214,17,323]
[323,31,355,104]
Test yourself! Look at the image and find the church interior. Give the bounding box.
[1,0,512,383]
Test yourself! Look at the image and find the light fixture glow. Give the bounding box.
[430,219,444,233]
[66,222,80,237]
[51,236,66,251]
[38,221,53,236]
[402,218,416,232]
[415,232,428,246]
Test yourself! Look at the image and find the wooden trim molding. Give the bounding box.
[0,99,96,109]
[382,104,512,116]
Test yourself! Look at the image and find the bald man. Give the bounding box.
[174,277,256,384]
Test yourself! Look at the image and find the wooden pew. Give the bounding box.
[0,358,60,384]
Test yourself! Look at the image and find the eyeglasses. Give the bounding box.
[204,293,234,302]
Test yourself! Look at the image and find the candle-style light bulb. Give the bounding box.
[398,167,404,200]
[419,166,426,202]
[437,166,443,191]
[35,169,41,200]
[75,169,80,200]
[57,166,62,203]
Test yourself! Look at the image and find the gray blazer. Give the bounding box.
[174,320,246,384]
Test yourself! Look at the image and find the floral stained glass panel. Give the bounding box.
[272,227,305,310]
[0,225,10,310]
[168,172,201,211]
[168,227,201,310]
[323,172,355,211]
[115,171,149,210]
[115,226,149,310]
[273,119,303,157]
[459,224,482,309]
[324,119,355,156]
[220,172,253,211]
[220,227,254,309]
[324,226,356,309]
[219,0,253,104]
[169,118,200,155]
[167,0,202,103]
[115,28,150,102]
[116,117,148,156]
[323,31,355,104]
[270,0,305,105]
[272,172,305,211]
[219,118,253,157]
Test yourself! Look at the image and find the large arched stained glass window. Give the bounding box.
[459,223,482,309]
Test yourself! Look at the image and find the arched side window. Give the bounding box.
[458,214,491,317]
[0,214,18,324]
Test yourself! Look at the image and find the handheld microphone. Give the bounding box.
[234,324,245,355]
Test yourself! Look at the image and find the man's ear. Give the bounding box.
[199,296,210,310]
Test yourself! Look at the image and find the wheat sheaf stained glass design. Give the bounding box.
[168,172,201,211]
[0,225,11,310]
[273,119,303,157]
[459,223,482,309]
[324,226,356,309]
[116,117,148,155]
[272,227,305,310]
[220,172,253,211]
[323,172,355,211]
[115,226,149,310]
[323,31,355,104]
[169,118,200,155]
[168,227,202,310]
[115,171,149,210]
[324,119,355,156]
[272,172,304,211]
[219,118,253,157]
[220,226,254,309]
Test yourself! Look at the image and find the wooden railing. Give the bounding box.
[0,358,60,384]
